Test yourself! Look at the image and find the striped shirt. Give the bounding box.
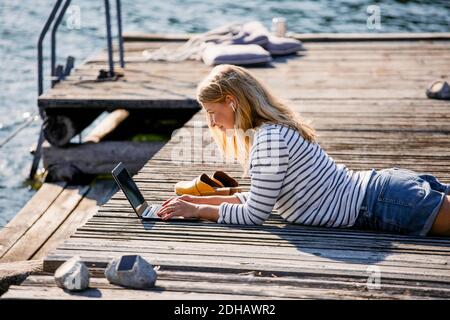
[218,123,373,228]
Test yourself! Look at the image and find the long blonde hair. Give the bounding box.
[196,64,316,172]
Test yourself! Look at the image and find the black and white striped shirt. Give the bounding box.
[218,123,373,227]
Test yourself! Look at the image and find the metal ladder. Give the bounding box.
[30,0,125,179]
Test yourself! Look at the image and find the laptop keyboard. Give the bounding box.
[142,204,162,218]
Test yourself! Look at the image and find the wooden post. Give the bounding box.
[84,109,129,143]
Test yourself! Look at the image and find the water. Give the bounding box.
[0,0,449,229]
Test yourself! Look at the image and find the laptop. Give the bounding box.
[112,162,162,220]
[111,162,197,221]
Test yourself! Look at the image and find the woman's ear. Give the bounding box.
[225,95,236,112]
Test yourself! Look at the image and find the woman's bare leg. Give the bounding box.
[429,195,450,236]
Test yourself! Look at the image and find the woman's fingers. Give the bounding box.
[157,204,174,217]
[158,199,197,220]
[161,205,178,220]
[161,197,176,207]
[161,213,173,220]
[162,195,190,208]
[159,202,184,220]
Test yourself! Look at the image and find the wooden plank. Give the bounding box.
[67,229,450,258]
[50,237,450,271]
[3,274,447,300]
[0,183,66,260]
[31,180,117,260]
[76,218,450,247]
[67,230,450,258]
[0,186,90,262]
[42,250,450,284]
[86,54,450,70]
[39,78,445,102]
[2,284,271,300]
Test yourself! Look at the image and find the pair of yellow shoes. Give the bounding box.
[174,171,243,196]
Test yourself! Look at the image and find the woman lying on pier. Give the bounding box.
[157,64,450,237]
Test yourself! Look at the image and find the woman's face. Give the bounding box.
[202,95,236,132]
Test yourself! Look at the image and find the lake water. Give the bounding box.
[0,0,449,228]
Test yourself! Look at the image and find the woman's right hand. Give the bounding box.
[161,195,199,207]
[160,194,238,208]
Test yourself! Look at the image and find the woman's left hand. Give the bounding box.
[157,198,200,220]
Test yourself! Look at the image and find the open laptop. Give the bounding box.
[111,162,197,221]
[112,162,162,220]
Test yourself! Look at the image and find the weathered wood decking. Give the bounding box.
[39,33,450,112]
[3,34,450,299]
[0,180,117,263]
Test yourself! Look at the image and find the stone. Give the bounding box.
[54,256,90,291]
[105,255,157,289]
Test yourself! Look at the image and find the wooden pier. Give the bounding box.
[2,33,450,299]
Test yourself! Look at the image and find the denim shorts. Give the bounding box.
[352,167,450,236]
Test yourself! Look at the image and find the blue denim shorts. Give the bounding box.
[352,168,450,236]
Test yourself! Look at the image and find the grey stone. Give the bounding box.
[426,80,450,100]
[54,256,90,291]
[105,255,157,289]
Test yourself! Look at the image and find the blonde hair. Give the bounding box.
[196,64,316,172]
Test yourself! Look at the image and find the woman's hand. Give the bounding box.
[157,198,200,220]
[158,196,221,222]
[161,195,198,207]
[161,194,241,207]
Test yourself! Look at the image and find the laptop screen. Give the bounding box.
[113,165,145,211]
[112,163,195,221]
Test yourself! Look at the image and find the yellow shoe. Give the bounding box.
[174,173,233,196]
[210,171,243,195]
